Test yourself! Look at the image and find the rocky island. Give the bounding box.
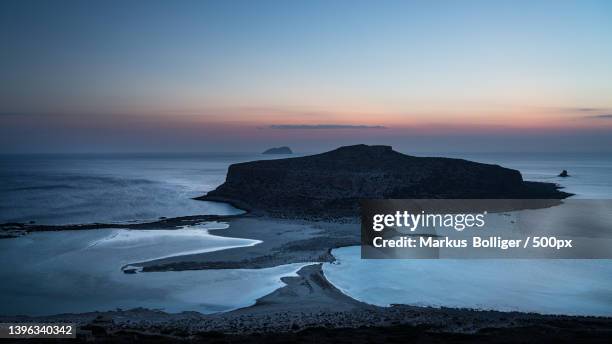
[262,146,293,154]
[200,144,571,217]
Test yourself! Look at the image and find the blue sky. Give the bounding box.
[1,0,611,152]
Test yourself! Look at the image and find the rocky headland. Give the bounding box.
[199,144,571,218]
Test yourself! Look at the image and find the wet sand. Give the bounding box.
[2,214,362,271]
[136,216,360,271]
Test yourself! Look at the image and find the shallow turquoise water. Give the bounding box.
[324,247,612,316]
[0,223,305,316]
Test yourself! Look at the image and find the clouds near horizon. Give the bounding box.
[581,114,612,120]
[269,124,386,130]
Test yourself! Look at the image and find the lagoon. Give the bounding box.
[0,223,305,316]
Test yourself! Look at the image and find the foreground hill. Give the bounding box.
[199,145,571,217]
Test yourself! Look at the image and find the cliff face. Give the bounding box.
[200,145,571,217]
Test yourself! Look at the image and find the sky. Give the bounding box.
[1,0,611,153]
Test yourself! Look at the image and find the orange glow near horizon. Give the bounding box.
[145,104,612,132]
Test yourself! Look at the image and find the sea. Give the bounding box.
[0,151,611,316]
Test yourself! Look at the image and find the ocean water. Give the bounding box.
[0,151,611,316]
[324,248,612,316]
[435,152,612,199]
[0,153,276,225]
[1,152,609,226]
[0,153,304,316]
[0,223,305,316]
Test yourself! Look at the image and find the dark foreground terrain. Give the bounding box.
[11,323,611,343]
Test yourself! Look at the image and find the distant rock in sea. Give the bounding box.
[559,170,569,177]
[199,145,572,217]
[263,146,293,154]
